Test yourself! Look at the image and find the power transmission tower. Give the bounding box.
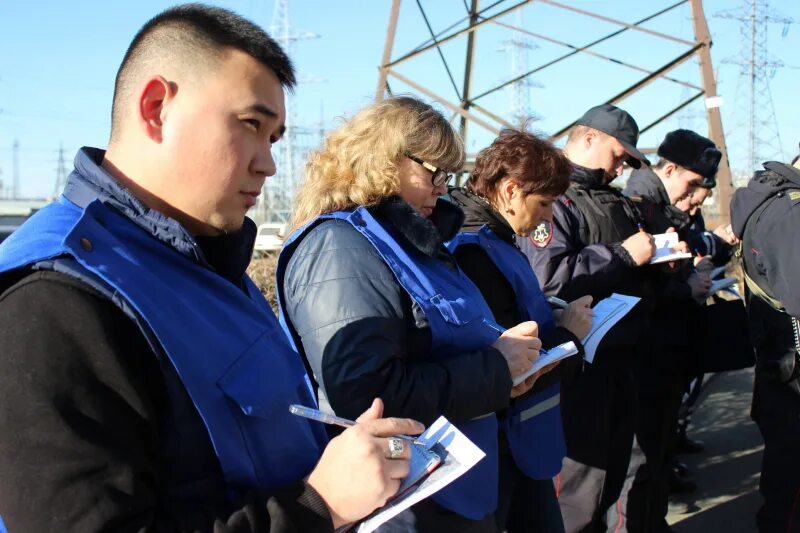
[12,139,19,199]
[497,9,543,128]
[718,0,794,175]
[255,0,323,225]
[54,143,69,197]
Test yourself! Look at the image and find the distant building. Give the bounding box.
[0,198,48,243]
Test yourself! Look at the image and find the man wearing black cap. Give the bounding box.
[616,130,723,531]
[519,104,660,532]
[731,152,800,533]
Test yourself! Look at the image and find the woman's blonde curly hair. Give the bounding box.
[291,95,464,230]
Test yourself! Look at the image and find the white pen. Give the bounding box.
[289,404,426,445]
[546,296,569,309]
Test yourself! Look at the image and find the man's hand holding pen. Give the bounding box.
[306,398,424,529]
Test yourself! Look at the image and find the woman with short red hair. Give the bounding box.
[448,129,594,533]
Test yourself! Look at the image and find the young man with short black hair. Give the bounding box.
[0,5,421,532]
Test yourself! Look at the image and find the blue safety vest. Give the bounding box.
[448,225,567,479]
[276,207,503,520]
[0,196,327,499]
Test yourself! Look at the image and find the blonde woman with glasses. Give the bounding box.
[276,96,542,532]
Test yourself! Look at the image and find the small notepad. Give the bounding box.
[356,417,485,532]
[512,341,579,386]
[650,232,692,264]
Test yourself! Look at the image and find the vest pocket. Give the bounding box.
[216,331,323,491]
[429,294,482,326]
[218,330,310,418]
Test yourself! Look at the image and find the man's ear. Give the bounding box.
[583,130,595,150]
[138,76,174,143]
[663,162,678,178]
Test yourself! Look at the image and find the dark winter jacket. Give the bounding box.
[732,162,800,388]
[517,164,638,302]
[624,166,701,363]
[281,196,513,426]
[518,163,653,365]
[624,166,691,235]
[0,148,332,533]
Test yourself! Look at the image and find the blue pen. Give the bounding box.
[289,404,426,445]
[482,317,507,334]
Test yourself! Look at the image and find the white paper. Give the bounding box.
[649,232,692,264]
[708,276,737,295]
[512,341,578,386]
[356,416,485,532]
[581,293,641,363]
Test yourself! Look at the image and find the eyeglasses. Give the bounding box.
[404,153,453,187]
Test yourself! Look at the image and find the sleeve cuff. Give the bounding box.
[269,479,335,532]
[608,242,638,267]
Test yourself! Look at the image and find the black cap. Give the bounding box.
[657,129,722,188]
[575,104,650,168]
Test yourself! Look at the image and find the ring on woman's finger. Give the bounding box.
[387,437,404,459]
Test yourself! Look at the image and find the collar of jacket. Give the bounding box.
[627,166,671,207]
[62,147,256,279]
[370,195,464,259]
[448,187,516,245]
[568,162,608,190]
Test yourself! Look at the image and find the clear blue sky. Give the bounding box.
[1,0,798,198]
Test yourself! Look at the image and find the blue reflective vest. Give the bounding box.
[0,196,327,498]
[448,225,567,479]
[277,207,502,519]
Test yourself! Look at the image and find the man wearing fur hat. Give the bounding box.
[615,129,722,531]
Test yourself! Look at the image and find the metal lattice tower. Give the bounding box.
[718,1,793,176]
[497,9,542,127]
[376,0,735,220]
[254,0,322,225]
[53,143,68,198]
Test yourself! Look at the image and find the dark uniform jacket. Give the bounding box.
[518,163,653,365]
[624,166,701,367]
[625,166,691,235]
[0,154,333,532]
[281,196,513,426]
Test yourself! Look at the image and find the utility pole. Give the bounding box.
[255,0,322,225]
[12,139,19,199]
[497,9,542,128]
[690,0,733,221]
[718,0,792,176]
[54,143,68,197]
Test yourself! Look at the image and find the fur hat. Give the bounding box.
[657,129,722,187]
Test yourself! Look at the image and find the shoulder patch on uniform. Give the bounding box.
[530,221,553,248]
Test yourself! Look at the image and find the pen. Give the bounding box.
[546,296,569,309]
[289,404,426,445]
[482,317,507,334]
